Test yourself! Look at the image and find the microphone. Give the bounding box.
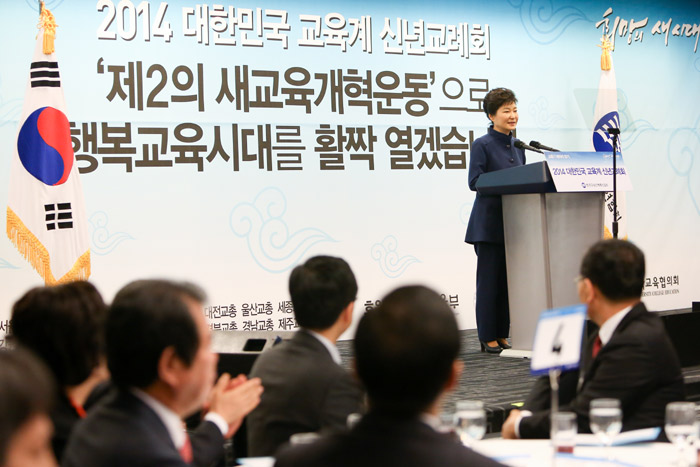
[514,140,544,154]
[529,140,560,152]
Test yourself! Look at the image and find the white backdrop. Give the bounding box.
[1,0,699,344]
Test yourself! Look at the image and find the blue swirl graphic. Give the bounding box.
[667,117,700,216]
[89,211,134,256]
[529,96,564,130]
[507,0,592,45]
[0,258,19,269]
[371,235,420,279]
[0,73,22,127]
[620,119,657,149]
[695,57,700,73]
[230,187,336,273]
[0,97,22,128]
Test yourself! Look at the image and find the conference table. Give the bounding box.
[237,437,686,467]
[471,438,681,467]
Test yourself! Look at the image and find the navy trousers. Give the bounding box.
[474,242,510,342]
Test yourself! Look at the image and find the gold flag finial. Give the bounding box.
[597,34,613,71]
[37,1,58,54]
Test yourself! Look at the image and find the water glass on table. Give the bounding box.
[551,411,577,454]
[589,398,622,459]
[289,432,320,446]
[453,400,486,447]
[664,401,697,466]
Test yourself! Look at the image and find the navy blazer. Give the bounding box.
[62,389,225,467]
[520,302,685,438]
[465,127,526,244]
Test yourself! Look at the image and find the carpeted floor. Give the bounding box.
[337,328,537,433]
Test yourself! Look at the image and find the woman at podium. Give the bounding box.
[465,88,526,354]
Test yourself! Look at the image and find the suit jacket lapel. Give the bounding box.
[579,302,647,390]
[116,390,179,453]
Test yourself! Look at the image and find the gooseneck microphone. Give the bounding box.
[606,127,621,239]
[514,140,544,154]
[529,140,560,152]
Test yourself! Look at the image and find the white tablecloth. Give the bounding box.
[472,438,680,467]
[237,438,690,467]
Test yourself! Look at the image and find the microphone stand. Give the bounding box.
[607,128,620,239]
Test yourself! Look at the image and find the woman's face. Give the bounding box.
[2,414,56,467]
[489,101,518,135]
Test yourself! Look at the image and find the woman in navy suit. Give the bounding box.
[465,88,526,353]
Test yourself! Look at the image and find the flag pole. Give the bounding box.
[599,32,619,239]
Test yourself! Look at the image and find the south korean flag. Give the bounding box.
[6,16,90,284]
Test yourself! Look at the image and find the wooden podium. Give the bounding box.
[475,161,604,357]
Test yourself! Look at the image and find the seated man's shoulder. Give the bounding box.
[613,310,675,353]
[65,392,178,460]
[275,431,503,467]
[274,435,345,467]
[253,333,342,375]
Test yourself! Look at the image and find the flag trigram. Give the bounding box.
[44,203,73,230]
[30,61,61,88]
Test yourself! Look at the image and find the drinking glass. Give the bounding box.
[346,412,362,429]
[453,400,486,447]
[665,401,697,466]
[551,412,577,454]
[589,398,622,459]
[289,432,320,445]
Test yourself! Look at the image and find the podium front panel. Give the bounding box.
[546,193,604,308]
[502,194,551,353]
[502,192,604,354]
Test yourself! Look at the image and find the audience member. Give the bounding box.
[503,239,685,439]
[10,281,109,461]
[0,349,57,467]
[275,285,504,467]
[62,279,263,467]
[247,256,365,457]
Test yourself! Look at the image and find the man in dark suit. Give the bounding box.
[247,256,364,457]
[502,239,685,439]
[275,285,504,467]
[62,280,264,467]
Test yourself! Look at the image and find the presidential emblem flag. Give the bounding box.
[6,6,90,284]
[593,33,627,239]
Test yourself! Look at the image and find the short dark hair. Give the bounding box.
[106,280,206,389]
[483,87,517,119]
[580,239,645,302]
[354,286,460,416]
[0,348,55,464]
[10,281,106,387]
[289,256,358,330]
